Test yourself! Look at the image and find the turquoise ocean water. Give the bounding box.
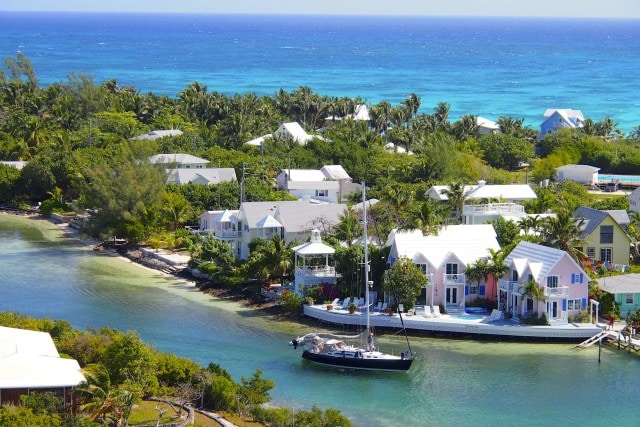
[1,12,639,132]
[1,215,640,426]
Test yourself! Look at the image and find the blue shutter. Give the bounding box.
[465,285,469,295]
[579,273,584,283]
[479,285,485,296]
[582,298,587,307]
[562,299,567,311]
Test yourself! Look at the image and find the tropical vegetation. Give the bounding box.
[0,311,352,426]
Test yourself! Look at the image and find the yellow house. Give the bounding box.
[575,206,631,268]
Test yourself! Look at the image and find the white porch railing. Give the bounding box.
[498,279,521,292]
[296,266,336,277]
[462,203,525,216]
[215,228,239,238]
[544,286,569,297]
[443,273,465,284]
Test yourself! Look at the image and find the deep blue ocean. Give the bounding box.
[1,12,639,132]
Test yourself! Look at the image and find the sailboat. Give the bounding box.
[289,184,414,372]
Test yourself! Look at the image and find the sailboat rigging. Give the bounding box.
[289,183,414,371]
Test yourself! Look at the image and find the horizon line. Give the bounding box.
[1,10,639,20]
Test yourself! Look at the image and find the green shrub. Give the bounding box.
[279,291,302,315]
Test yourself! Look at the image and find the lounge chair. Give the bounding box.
[398,303,404,313]
[432,306,441,317]
[374,301,383,312]
[341,297,351,309]
[488,309,504,322]
[423,306,434,318]
[330,298,339,307]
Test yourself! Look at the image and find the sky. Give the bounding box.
[2,0,640,18]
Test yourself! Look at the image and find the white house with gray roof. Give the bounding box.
[228,200,347,259]
[274,122,314,144]
[427,181,538,225]
[148,153,209,169]
[276,165,356,203]
[166,168,237,185]
[132,129,183,140]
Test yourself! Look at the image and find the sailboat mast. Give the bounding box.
[362,183,370,332]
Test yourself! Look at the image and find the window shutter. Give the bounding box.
[479,285,485,296]
[562,299,567,311]
[465,285,469,295]
[582,297,587,307]
[579,273,584,283]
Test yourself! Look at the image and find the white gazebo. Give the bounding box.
[292,229,338,294]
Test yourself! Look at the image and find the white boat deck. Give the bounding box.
[304,304,603,341]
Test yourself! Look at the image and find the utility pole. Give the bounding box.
[240,162,246,204]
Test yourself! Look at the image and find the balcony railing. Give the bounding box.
[296,266,336,277]
[215,229,239,238]
[544,286,569,297]
[462,203,525,216]
[443,273,465,284]
[498,279,521,292]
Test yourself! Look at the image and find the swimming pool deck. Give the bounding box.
[304,305,604,342]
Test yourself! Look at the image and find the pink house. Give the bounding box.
[386,225,500,314]
[499,241,589,323]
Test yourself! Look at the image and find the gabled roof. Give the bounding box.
[245,134,272,146]
[320,165,351,180]
[148,153,209,165]
[276,122,313,143]
[504,241,586,283]
[215,209,238,223]
[541,109,585,128]
[0,327,85,388]
[575,206,630,236]
[166,168,237,185]
[256,214,283,229]
[132,129,183,140]
[476,116,500,130]
[388,224,500,269]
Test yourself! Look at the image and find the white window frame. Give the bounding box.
[546,276,558,288]
[626,293,634,304]
[567,298,583,310]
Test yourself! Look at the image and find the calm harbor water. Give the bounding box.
[1,214,639,426]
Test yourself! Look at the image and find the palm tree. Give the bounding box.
[75,364,120,424]
[401,93,421,119]
[440,182,467,224]
[540,209,587,265]
[433,101,450,130]
[519,279,543,316]
[334,206,363,246]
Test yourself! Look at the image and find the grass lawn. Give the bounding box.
[127,400,185,425]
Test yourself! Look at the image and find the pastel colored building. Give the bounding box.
[574,206,631,268]
[499,241,589,323]
[539,109,584,139]
[387,225,500,313]
[595,273,640,316]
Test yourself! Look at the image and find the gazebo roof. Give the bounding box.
[293,241,335,255]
